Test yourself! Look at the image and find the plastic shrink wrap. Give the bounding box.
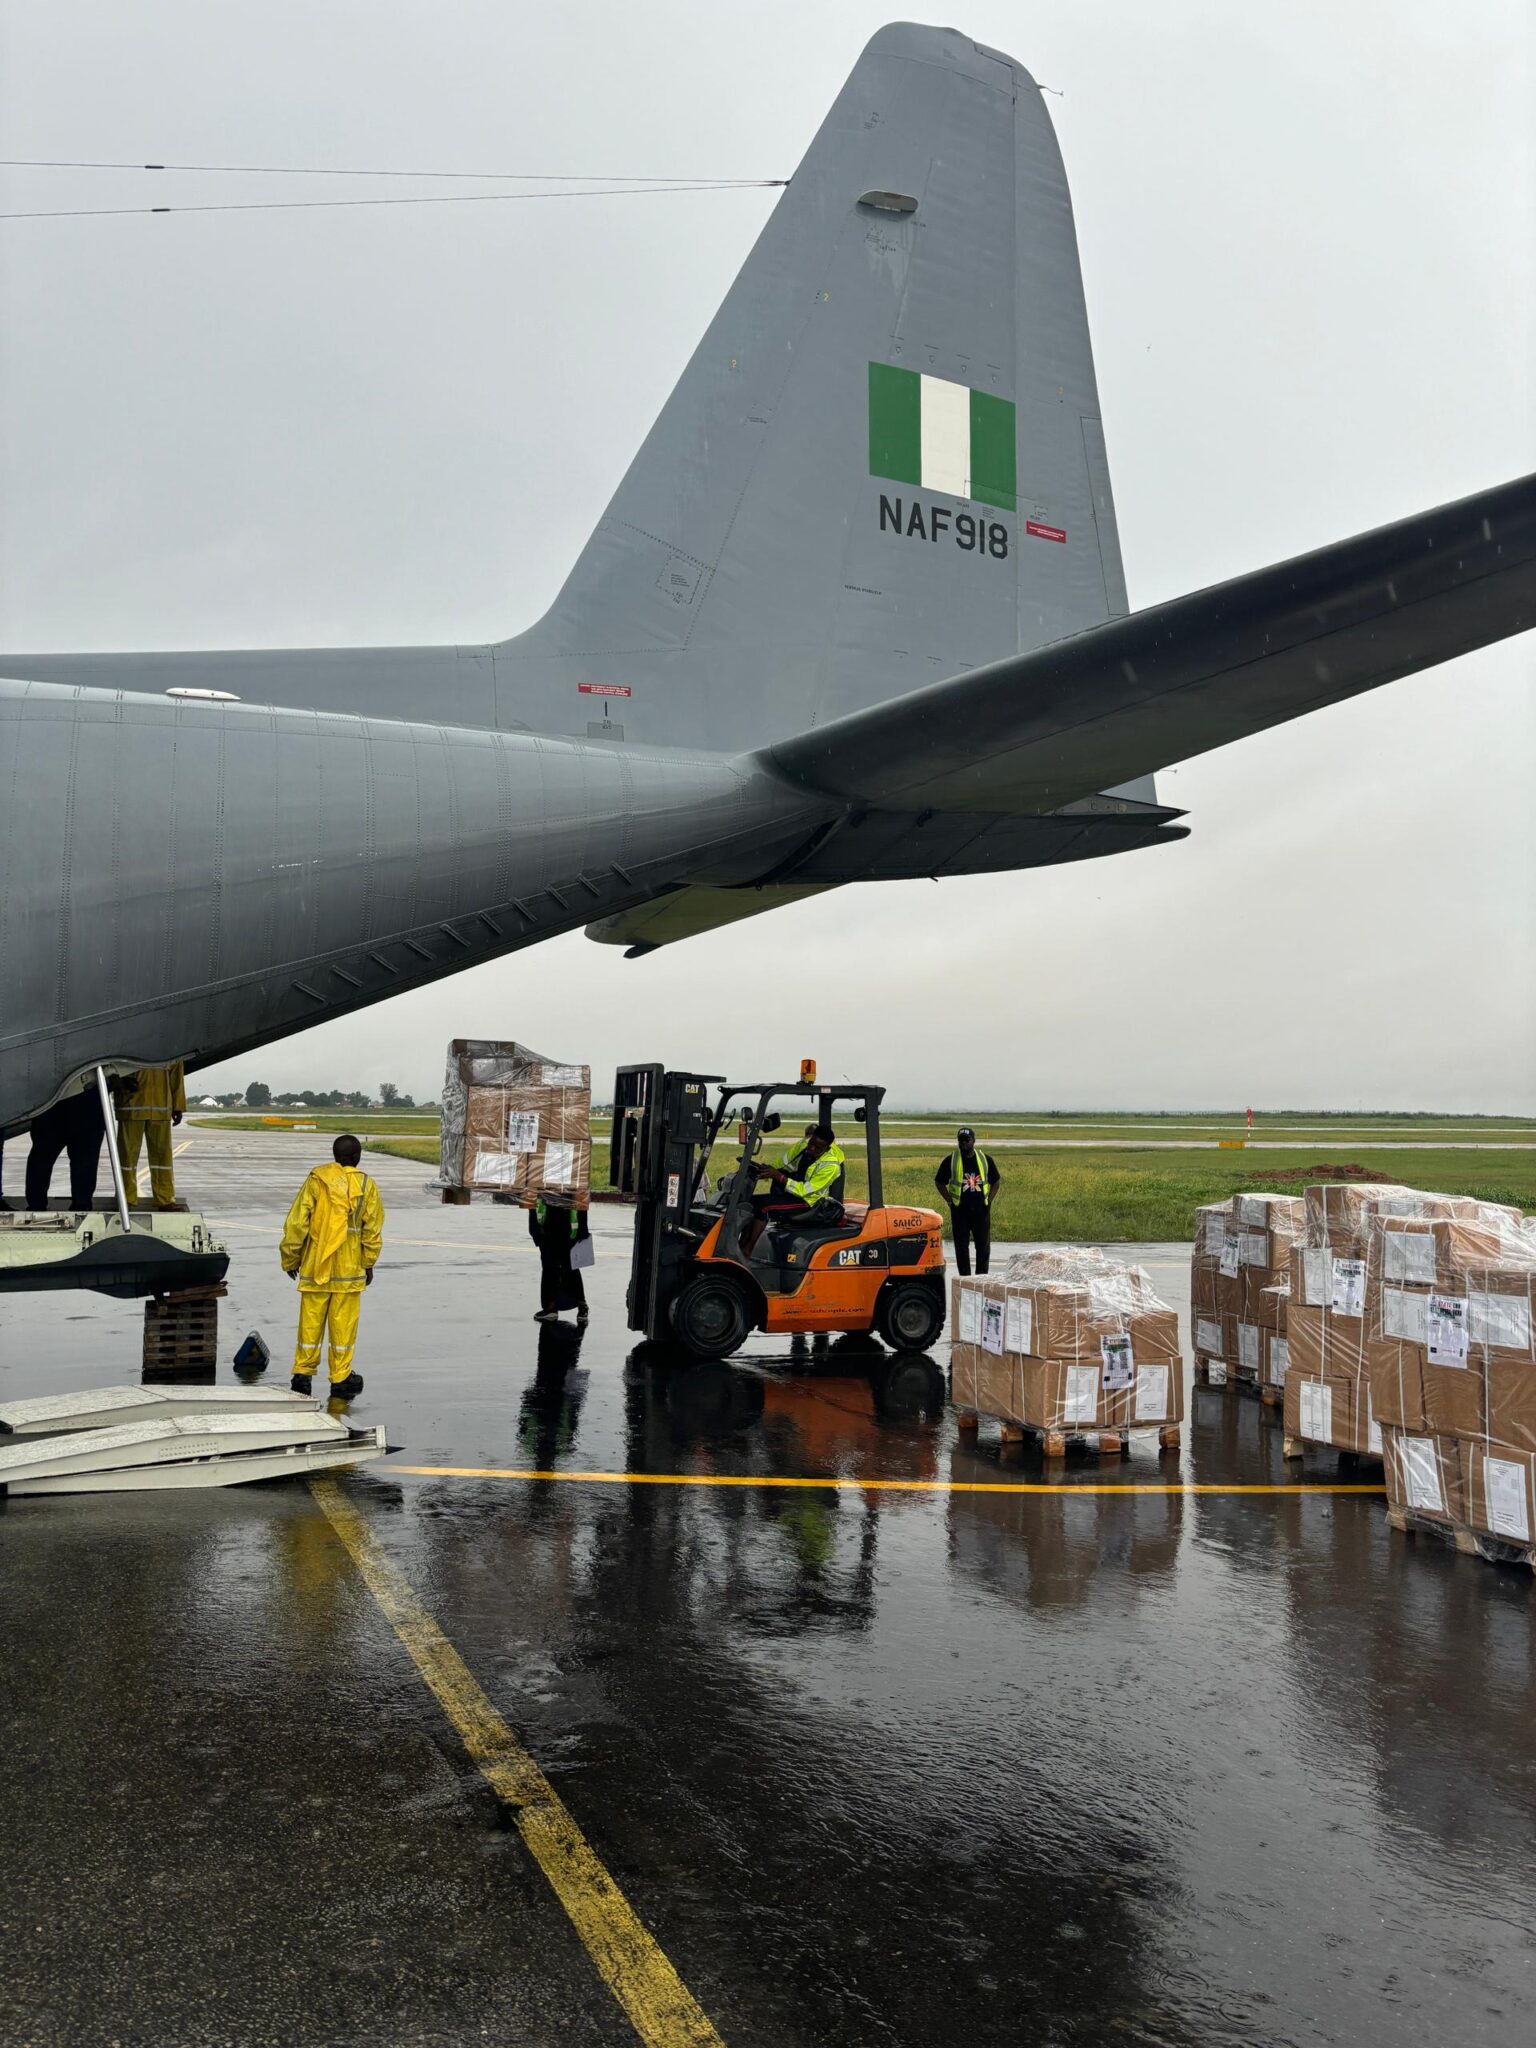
[952,1248,1183,1435]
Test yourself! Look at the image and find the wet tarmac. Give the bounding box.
[2,1127,1533,2047]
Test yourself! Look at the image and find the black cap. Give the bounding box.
[810,1122,836,1143]
[957,1126,975,1143]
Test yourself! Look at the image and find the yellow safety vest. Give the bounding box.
[944,1150,994,1206]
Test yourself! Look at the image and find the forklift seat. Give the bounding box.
[762,1199,864,1267]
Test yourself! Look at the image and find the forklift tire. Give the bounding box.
[669,1274,753,1359]
[874,1279,944,1352]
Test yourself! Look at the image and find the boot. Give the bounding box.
[328,1372,365,1401]
[291,1372,314,1395]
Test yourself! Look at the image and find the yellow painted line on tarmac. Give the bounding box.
[391,1466,1385,1497]
[310,1477,724,2048]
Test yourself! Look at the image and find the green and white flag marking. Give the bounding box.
[868,362,1016,512]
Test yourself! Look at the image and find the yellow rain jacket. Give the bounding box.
[280,1164,385,1292]
[118,1062,186,1122]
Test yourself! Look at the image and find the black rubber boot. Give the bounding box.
[291,1373,314,1395]
[328,1372,365,1401]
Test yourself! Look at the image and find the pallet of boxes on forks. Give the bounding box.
[1190,1192,1303,1394]
[437,1040,591,1207]
[952,1247,1184,1458]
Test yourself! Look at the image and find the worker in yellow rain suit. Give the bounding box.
[116,1061,186,1209]
[279,1133,384,1400]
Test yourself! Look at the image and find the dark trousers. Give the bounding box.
[950,1203,991,1276]
[26,1091,106,1210]
[538,1237,587,1313]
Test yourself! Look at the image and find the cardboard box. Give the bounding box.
[1382,1427,1466,1525]
[439,1039,591,1201]
[1485,1358,1536,1457]
[1303,1182,1407,1244]
[1365,1336,1427,1432]
[1460,1440,1536,1547]
[1288,1301,1367,1381]
[1243,1268,1288,1325]
[1284,1373,1380,1454]
[1190,1251,1222,1314]
[1419,1355,1483,1439]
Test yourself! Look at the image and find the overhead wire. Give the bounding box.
[0,156,787,221]
[0,155,784,184]
[0,181,786,223]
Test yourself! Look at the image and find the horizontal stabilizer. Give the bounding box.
[762,473,1536,812]
[586,883,833,955]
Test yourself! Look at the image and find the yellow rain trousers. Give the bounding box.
[117,1062,185,1209]
[279,1163,385,1383]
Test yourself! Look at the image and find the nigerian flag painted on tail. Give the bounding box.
[868,362,1016,512]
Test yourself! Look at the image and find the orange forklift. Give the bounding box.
[612,1065,947,1358]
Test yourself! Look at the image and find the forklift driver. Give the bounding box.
[746,1123,844,1250]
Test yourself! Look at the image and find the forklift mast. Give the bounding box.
[612,1065,724,1335]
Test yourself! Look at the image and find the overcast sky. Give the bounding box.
[2,2,1532,1112]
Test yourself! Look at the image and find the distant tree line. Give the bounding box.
[198,1082,422,1110]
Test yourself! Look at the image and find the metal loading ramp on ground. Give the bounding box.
[0,1388,390,1494]
[0,1382,320,1436]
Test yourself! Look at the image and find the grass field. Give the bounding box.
[351,1111,1535,1243]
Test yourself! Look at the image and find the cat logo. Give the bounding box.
[832,1244,885,1269]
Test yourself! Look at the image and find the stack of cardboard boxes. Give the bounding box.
[1276,1182,1536,1551]
[952,1248,1183,1448]
[1190,1193,1304,1392]
[438,1039,592,1205]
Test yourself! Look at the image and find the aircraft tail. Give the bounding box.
[500,22,1127,754]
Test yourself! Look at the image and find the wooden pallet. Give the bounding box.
[956,1410,1180,1459]
[1280,1437,1384,1471]
[142,1284,226,1374]
[1386,1506,1536,1573]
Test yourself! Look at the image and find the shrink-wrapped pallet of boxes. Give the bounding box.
[952,1248,1184,1457]
[437,1040,591,1205]
[1360,1193,1536,1566]
[1280,1182,1407,1460]
[1190,1192,1303,1389]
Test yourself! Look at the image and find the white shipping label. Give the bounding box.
[1426,1294,1469,1368]
[1064,1365,1099,1425]
[1400,1437,1445,1516]
[1382,1288,1429,1345]
[957,1288,981,1344]
[1366,1395,1383,1456]
[1301,1249,1331,1308]
[1298,1381,1333,1443]
[543,1141,578,1185]
[472,1149,523,1187]
[980,1298,1005,1357]
[1484,1457,1531,1543]
[1238,1194,1271,1228]
[1219,1243,1241,1278]
[1469,1291,1533,1352]
[1004,1294,1033,1356]
[1100,1333,1134,1391]
[539,1063,586,1089]
[1238,1323,1261,1374]
[507,1111,541,1153]
[1238,1231,1270,1267]
[1196,1317,1224,1358]
[1383,1231,1436,1285]
[1134,1364,1169,1422]
[1267,1337,1290,1387]
[1330,1258,1366,1318]
[1203,1217,1228,1252]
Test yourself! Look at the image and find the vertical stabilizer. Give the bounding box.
[500,22,1128,751]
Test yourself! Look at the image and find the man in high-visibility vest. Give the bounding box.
[279,1133,384,1399]
[116,1061,186,1209]
[934,1126,1001,1275]
[747,1123,845,1242]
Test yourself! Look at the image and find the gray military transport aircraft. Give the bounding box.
[2,20,1533,1139]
